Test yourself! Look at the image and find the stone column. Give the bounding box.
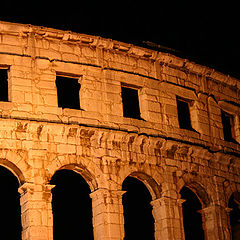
[90,188,125,240]
[151,196,184,240]
[200,205,231,240]
[18,183,54,240]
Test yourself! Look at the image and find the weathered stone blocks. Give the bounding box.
[0,20,238,240]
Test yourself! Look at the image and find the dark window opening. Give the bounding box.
[50,169,93,240]
[121,86,141,119]
[180,186,205,240]
[122,176,154,240]
[177,97,193,130]
[221,110,236,142]
[0,68,9,102]
[228,192,240,240]
[56,75,81,110]
[0,166,22,239]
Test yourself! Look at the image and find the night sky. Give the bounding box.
[1,1,240,77]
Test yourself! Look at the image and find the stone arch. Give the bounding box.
[121,170,162,200]
[224,181,240,206]
[57,163,98,191]
[184,181,211,207]
[46,155,99,191]
[177,172,212,207]
[129,172,162,200]
[0,158,25,185]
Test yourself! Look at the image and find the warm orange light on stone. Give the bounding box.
[0,20,238,239]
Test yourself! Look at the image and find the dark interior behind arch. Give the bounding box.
[0,166,22,239]
[122,176,155,240]
[180,186,205,240]
[228,192,240,239]
[50,169,93,240]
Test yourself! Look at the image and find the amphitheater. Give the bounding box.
[0,21,239,240]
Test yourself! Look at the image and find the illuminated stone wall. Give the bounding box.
[0,21,239,240]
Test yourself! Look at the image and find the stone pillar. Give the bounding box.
[18,182,54,240]
[90,188,125,240]
[200,205,231,240]
[151,196,184,240]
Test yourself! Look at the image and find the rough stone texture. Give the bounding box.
[0,21,239,239]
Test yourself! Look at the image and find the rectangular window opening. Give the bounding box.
[221,110,236,142]
[0,68,9,102]
[56,74,81,110]
[121,85,141,120]
[177,97,193,130]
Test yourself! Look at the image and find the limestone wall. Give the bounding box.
[0,21,239,240]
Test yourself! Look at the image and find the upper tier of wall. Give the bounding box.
[0,20,239,156]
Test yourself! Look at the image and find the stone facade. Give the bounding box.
[0,21,239,239]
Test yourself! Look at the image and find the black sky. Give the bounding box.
[1,1,240,77]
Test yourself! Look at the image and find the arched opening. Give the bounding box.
[50,169,94,240]
[228,192,240,239]
[0,165,22,239]
[180,186,205,240]
[122,176,155,240]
